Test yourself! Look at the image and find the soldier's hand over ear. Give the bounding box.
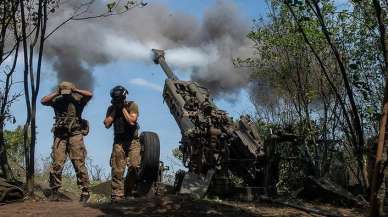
[104,106,116,128]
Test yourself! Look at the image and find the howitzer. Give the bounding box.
[152,49,266,189]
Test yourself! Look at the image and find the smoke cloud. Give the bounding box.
[44,0,254,94]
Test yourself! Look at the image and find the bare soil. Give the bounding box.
[0,195,365,217]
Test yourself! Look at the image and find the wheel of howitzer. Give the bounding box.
[137,131,160,196]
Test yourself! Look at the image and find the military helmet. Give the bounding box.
[110,85,128,103]
[58,81,75,95]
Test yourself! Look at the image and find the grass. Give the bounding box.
[31,172,111,203]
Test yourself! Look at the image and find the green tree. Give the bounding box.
[247,0,386,195]
[0,0,22,181]
[4,127,25,179]
[172,147,183,161]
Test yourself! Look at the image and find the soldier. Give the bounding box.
[41,81,92,202]
[104,85,140,202]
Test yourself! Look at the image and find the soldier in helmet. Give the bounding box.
[104,85,140,202]
[41,81,92,202]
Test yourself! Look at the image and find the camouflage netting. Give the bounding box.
[265,125,350,196]
[271,139,305,194]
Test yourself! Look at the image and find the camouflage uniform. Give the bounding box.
[43,83,91,196]
[106,101,140,199]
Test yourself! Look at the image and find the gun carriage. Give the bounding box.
[152,49,271,196]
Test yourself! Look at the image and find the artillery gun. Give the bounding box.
[152,49,270,197]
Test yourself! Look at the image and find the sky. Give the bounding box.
[6,0,269,176]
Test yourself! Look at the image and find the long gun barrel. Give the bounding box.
[152,49,178,80]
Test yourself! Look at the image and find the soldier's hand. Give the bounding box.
[121,107,127,114]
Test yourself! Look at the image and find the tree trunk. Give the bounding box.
[27,107,36,195]
[369,0,388,216]
[22,0,46,197]
[19,0,33,196]
[370,103,388,217]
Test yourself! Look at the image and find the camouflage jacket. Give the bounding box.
[46,93,90,136]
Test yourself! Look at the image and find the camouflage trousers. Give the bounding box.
[110,138,141,198]
[49,134,90,194]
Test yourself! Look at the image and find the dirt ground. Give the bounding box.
[0,195,365,217]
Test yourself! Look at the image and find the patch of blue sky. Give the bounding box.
[4,0,270,173]
[150,0,267,19]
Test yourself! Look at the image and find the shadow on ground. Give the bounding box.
[0,181,364,217]
[88,195,264,217]
[87,194,366,217]
[0,194,365,217]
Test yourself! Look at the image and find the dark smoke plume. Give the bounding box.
[44,0,254,94]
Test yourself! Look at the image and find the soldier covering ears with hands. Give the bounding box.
[104,85,141,202]
[41,81,92,203]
